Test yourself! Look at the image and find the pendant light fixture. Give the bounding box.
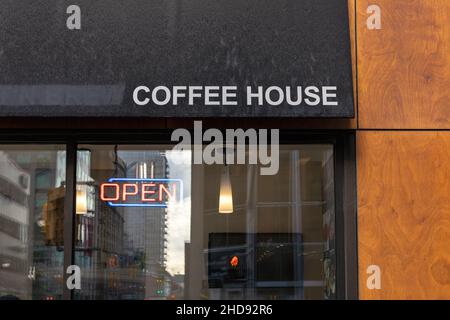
[76,189,88,215]
[219,148,233,214]
[75,148,91,215]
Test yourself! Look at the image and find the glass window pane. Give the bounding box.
[0,145,66,300]
[74,144,335,300]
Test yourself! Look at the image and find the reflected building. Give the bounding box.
[74,149,171,299]
[74,150,126,299]
[119,151,169,299]
[0,151,31,299]
[0,149,65,300]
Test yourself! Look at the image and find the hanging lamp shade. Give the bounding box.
[76,190,88,215]
[219,166,233,214]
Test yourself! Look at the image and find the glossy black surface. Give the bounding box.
[0,0,354,117]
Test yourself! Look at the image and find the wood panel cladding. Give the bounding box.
[357,131,450,299]
[357,0,450,129]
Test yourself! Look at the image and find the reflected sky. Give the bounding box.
[165,150,191,275]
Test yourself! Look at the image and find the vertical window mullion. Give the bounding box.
[334,136,346,300]
[63,141,77,300]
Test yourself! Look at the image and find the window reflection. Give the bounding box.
[74,144,335,300]
[0,145,65,300]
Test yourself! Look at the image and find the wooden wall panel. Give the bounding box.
[357,131,450,299]
[357,0,450,129]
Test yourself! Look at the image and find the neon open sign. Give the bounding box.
[100,178,183,207]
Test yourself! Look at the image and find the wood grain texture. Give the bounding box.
[358,131,450,299]
[357,0,450,129]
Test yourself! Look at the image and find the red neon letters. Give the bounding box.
[100,180,179,206]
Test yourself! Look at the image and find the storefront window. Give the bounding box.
[0,145,66,300]
[74,144,335,300]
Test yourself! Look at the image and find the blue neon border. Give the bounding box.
[106,178,184,208]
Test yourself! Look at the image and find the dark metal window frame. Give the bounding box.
[0,129,358,300]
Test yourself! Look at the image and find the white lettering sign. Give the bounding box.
[133,86,338,107]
